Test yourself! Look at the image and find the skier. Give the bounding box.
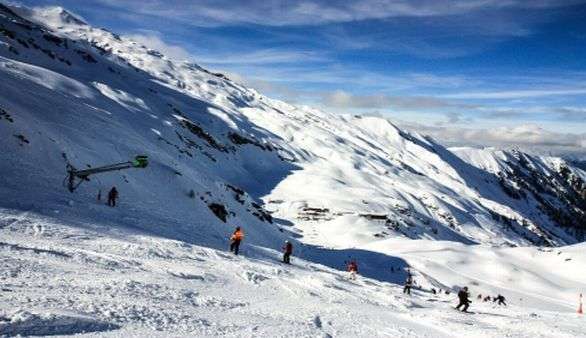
[456,286,471,312]
[347,260,358,280]
[282,240,293,264]
[229,226,244,255]
[97,189,102,202]
[403,271,413,295]
[495,294,507,306]
[107,187,118,207]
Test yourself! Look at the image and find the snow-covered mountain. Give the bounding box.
[1,3,585,251]
[2,4,586,336]
[453,147,586,241]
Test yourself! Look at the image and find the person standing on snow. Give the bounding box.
[229,226,244,255]
[495,294,507,306]
[403,271,413,295]
[282,240,293,264]
[456,286,472,312]
[107,187,118,207]
[347,260,358,280]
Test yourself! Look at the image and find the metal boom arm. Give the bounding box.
[66,155,148,192]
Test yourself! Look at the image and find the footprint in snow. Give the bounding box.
[216,252,235,260]
[242,271,270,284]
[167,271,205,281]
[186,256,206,262]
[308,291,321,298]
[362,280,378,286]
[323,283,348,292]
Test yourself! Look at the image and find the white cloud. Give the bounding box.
[195,49,328,65]
[125,32,193,61]
[443,88,586,100]
[555,107,586,121]
[396,121,586,153]
[320,90,473,110]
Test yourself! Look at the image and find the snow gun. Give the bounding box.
[65,155,149,192]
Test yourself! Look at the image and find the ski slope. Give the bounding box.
[1,3,586,337]
[1,209,585,337]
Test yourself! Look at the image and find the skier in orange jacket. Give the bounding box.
[229,226,244,255]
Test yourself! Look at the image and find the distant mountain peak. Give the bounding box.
[47,6,88,26]
[7,4,88,28]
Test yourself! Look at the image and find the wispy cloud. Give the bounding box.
[443,88,586,100]
[396,121,586,154]
[124,32,328,66]
[555,107,586,121]
[320,90,473,110]
[125,31,193,61]
[91,0,585,60]
[473,106,586,122]
[194,49,329,65]
[94,0,586,27]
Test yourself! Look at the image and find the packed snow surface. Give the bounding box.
[1,209,585,337]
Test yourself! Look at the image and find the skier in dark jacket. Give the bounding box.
[403,271,413,295]
[495,294,507,306]
[456,286,471,312]
[282,240,293,264]
[107,187,118,207]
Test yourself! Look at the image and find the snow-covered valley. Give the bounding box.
[1,3,586,337]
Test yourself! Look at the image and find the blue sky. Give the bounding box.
[13,0,586,156]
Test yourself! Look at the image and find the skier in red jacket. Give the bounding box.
[282,240,293,264]
[347,260,358,280]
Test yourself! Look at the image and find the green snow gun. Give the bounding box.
[65,155,149,192]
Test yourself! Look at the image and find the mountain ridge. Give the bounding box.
[1,2,585,249]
